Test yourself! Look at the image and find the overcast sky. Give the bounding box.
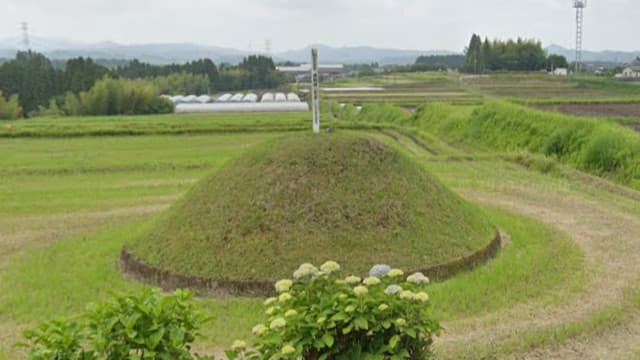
[1,0,638,52]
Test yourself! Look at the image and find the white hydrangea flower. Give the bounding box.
[384,284,403,295]
[399,290,415,300]
[263,297,277,306]
[406,272,430,285]
[396,318,407,327]
[363,277,381,286]
[414,291,430,302]
[320,261,341,274]
[369,264,392,278]
[293,263,319,279]
[353,285,368,296]
[252,324,268,336]
[378,303,389,311]
[387,269,404,278]
[270,317,287,330]
[281,344,295,355]
[275,279,293,293]
[279,292,292,302]
[231,340,247,350]
[345,275,362,285]
[285,309,298,317]
[265,306,278,315]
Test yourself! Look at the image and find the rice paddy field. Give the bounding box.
[323,72,640,107]
[2,72,640,359]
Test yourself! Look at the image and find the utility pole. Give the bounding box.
[311,48,320,134]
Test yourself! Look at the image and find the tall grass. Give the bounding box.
[416,101,640,190]
[325,101,413,125]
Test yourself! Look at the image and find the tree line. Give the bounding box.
[463,34,568,73]
[0,51,285,118]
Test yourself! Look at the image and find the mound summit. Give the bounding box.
[125,133,496,283]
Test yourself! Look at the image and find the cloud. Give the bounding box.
[0,0,638,51]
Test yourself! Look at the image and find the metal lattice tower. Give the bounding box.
[21,22,30,50]
[264,39,272,55]
[574,0,587,74]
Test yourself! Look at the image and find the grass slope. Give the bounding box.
[414,101,640,190]
[127,132,495,281]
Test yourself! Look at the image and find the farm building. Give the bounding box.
[620,66,640,79]
[551,68,568,76]
[616,59,640,79]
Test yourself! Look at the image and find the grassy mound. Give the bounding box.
[126,132,496,281]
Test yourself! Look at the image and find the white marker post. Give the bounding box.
[311,48,320,133]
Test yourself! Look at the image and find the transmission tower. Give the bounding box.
[21,22,30,50]
[573,0,587,74]
[264,39,272,55]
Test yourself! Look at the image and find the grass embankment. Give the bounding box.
[0,112,384,138]
[410,101,640,190]
[127,132,496,281]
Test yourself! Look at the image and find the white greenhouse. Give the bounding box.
[183,95,199,104]
[217,93,233,102]
[176,102,309,114]
[170,95,185,104]
[275,93,287,102]
[261,92,274,103]
[230,93,245,102]
[196,95,211,104]
[242,93,258,103]
[286,93,301,102]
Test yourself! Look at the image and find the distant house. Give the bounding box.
[616,59,640,79]
[551,68,568,76]
[621,66,640,79]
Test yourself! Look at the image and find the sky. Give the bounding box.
[1,0,638,52]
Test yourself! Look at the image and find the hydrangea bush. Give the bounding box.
[227,262,441,360]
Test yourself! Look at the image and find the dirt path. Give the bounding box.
[430,183,640,358]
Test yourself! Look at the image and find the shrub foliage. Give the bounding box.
[228,262,441,360]
[19,289,210,360]
[0,91,23,120]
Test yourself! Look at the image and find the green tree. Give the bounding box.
[63,57,110,93]
[547,54,569,70]
[0,51,60,114]
[463,34,484,74]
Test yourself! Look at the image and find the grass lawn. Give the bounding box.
[1,106,639,358]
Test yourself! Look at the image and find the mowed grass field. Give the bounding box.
[322,72,640,107]
[2,74,640,358]
[0,117,589,358]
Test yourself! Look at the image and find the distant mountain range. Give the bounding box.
[276,44,458,65]
[0,37,638,66]
[545,44,640,65]
[0,37,457,65]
